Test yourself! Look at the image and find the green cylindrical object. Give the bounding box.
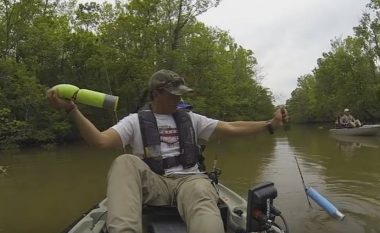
[76,89,119,111]
[53,84,119,111]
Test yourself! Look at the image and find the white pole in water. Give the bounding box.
[306,187,345,221]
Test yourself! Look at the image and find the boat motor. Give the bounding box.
[246,182,288,233]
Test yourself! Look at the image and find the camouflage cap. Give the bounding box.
[149,69,193,95]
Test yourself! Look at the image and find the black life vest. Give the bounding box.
[138,108,200,175]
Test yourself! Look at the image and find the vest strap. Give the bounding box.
[163,156,181,169]
[138,105,199,174]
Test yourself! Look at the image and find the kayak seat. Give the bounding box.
[143,206,186,233]
[142,201,228,233]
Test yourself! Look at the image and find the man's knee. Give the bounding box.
[185,179,219,201]
[113,154,144,167]
[108,154,148,178]
[114,153,138,162]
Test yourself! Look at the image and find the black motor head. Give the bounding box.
[246,182,278,232]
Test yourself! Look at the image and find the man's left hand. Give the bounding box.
[271,107,288,129]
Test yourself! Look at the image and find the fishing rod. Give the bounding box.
[294,156,312,208]
[280,106,345,221]
[208,111,225,186]
[281,107,310,207]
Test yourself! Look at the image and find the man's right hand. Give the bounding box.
[46,88,76,112]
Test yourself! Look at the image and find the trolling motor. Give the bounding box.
[246,182,288,233]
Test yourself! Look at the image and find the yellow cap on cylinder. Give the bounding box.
[54,84,79,100]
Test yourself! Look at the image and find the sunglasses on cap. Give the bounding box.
[156,77,185,90]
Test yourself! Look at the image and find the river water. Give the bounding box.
[0,125,380,233]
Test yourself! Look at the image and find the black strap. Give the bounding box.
[163,156,181,169]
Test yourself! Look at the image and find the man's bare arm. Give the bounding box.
[210,108,286,140]
[47,89,123,149]
[68,109,123,149]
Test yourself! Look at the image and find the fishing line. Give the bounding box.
[281,106,345,220]
[103,65,119,124]
[294,156,313,208]
[280,106,312,207]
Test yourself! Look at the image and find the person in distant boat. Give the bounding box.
[334,114,342,128]
[339,108,361,128]
[47,69,288,233]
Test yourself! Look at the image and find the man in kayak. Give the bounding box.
[47,69,287,233]
[339,108,361,128]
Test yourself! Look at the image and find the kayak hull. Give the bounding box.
[63,183,284,233]
[329,125,380,136]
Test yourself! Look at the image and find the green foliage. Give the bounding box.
[288,1,380,123]
[287,75,317,123]
[0,60,73,147]
[0,0,275,149]
[0,107,27,149]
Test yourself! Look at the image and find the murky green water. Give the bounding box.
[1,125,380,233]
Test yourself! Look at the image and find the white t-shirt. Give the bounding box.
[111,111,219,174]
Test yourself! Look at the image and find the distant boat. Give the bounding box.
[329,125,380,136]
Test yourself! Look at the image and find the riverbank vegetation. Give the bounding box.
[0,0,274,149]
[287,0,380,124]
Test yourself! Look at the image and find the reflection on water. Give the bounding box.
[0,126,380,233]
[210,125,380,233]
[285,125,380,233]
[330,134,380,152]
[0,144,119,233]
